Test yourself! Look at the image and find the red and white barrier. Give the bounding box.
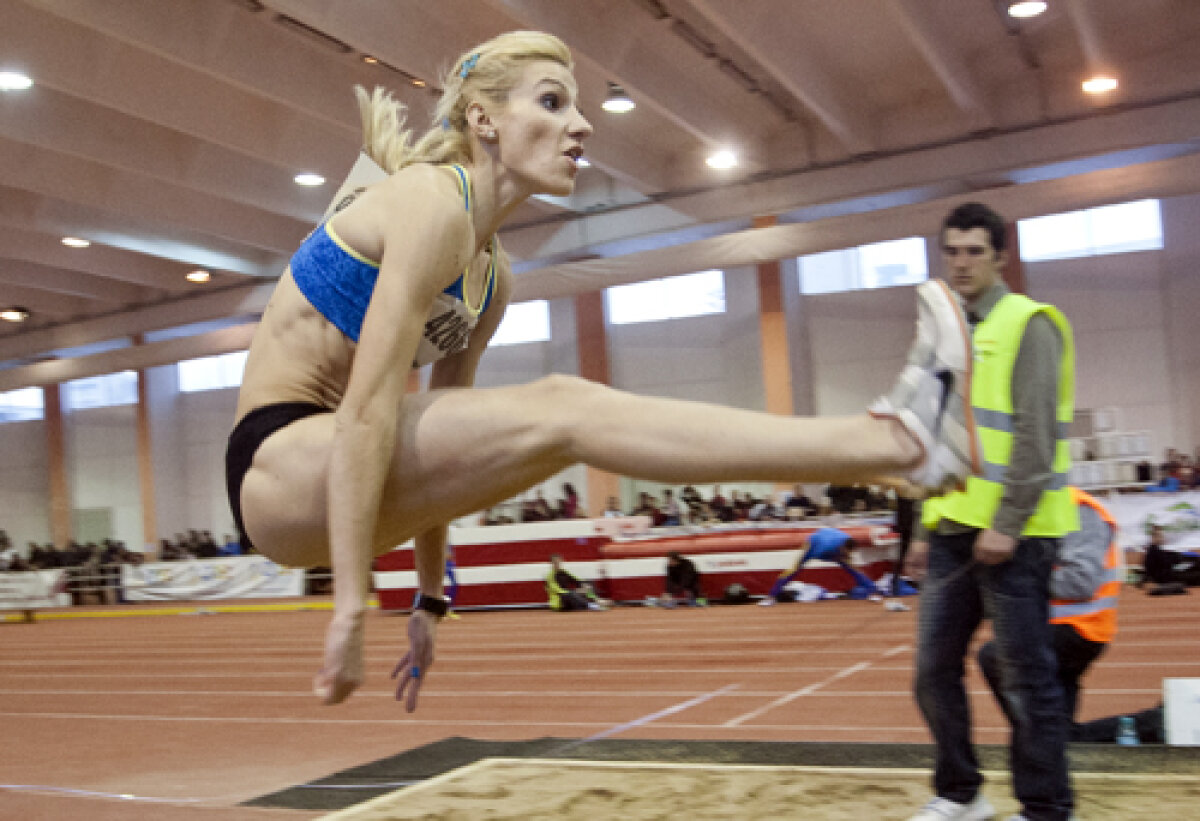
[371,517,899,610]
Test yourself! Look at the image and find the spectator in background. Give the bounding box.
[1141,523,1200,587]
[557,482,581,519]
[785,484,816,519]
[659,489,683,526]
[631,491,660,523]
[603,496,623,518]
[680,485,705,522]
[545,554,608,611]
[662,551,705,607]
[709,486,732,522]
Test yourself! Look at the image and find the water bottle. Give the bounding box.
[1115,715,1140,746]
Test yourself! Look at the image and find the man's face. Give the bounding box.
[941,226,1006,302]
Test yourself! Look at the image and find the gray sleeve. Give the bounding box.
[1052,504,1112,600]
[991,313,1062,538]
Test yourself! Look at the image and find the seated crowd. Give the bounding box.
[479,482,893,528]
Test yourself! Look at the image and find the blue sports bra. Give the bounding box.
[290,164,497,367]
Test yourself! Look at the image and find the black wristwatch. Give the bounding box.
[414,594,449,618]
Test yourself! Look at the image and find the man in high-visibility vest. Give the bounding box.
[906,203,1077,821]
[978,488,1121,740]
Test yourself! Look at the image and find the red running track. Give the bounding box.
[0,588,1194,820]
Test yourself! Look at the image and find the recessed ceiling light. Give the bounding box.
[706,149,738,170]
[361,55,378,65]
[1007,1,1048,18]
[0,306,30,322]
[0,71,33,91]
[61,237,91,248]
[601,82,635,114]
[294,172,326,187]
[1082,75,1119,94]
[186,270,211,283]
[412,78,426,88]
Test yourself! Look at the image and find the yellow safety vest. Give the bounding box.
[923,293,1078,536]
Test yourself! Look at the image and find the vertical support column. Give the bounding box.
[43,384,72,547]
[574,290,620,516]
[133,335,157,554]
[1002,222,1028,295]
[753,216,795,416]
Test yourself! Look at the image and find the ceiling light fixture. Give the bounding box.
[706,149,738,170]
[0,71,33,91]
[361,55,378,64]
[61,237,91,248]
[0,306,30,323]
[294,172,326,186]
[412,78,426,88]
[601,82,635,114]
[1007,1,1048,18]
[1082,75,1118,94]
[186,270,211,283]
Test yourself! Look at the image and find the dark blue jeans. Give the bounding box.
[915,529,1072,821]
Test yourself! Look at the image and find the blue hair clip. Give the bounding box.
[459,53,480,79]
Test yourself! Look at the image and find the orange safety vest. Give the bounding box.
[1050,488,1120,644]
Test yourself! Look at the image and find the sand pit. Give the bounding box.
[318,758,1200,820]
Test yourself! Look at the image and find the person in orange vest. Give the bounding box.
[977,487,1121,740]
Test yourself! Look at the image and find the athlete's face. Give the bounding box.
[493,61,592,197]
[941,226,1006,303]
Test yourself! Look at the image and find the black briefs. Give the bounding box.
[225,401,329,553]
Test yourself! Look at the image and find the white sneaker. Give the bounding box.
[884,599,911,612]
[871,279,981,494]
[757,597,776,607]
[908,795,995,821]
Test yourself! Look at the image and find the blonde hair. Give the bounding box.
[355,31,573,173]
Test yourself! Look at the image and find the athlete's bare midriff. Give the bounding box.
[234,268,356,421]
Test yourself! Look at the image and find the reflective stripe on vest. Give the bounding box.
[1050,488,1120,644]
[922,293,1077,536]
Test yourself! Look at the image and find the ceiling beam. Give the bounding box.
[884,0,994,129]
[0,281,274,363]
[682,0,876,154]
[0,322,259,392]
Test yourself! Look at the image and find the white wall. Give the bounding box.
[0,419,50,549]
[63,404,141,549]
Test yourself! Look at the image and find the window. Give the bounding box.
[1017,199,1163,262]
[0,387,44,422]
[799,237,928,295]
[63,371,138,410]
[489,300,551,346]
[606,270,726,325]
[178,350,249,392]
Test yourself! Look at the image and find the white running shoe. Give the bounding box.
[908,794,995,821]
[884,599,911,612]
[871,279,981,494]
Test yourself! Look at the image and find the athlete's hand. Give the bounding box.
[391,610,439,713]
[974,528,1017,565]
[905,540,930,582]
[314,610,365,705]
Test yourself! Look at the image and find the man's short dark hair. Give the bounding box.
[942,202,1007,253]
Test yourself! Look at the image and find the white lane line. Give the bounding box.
[724,642,910,728]
[723,662,870,727]
[558,684,742,751]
